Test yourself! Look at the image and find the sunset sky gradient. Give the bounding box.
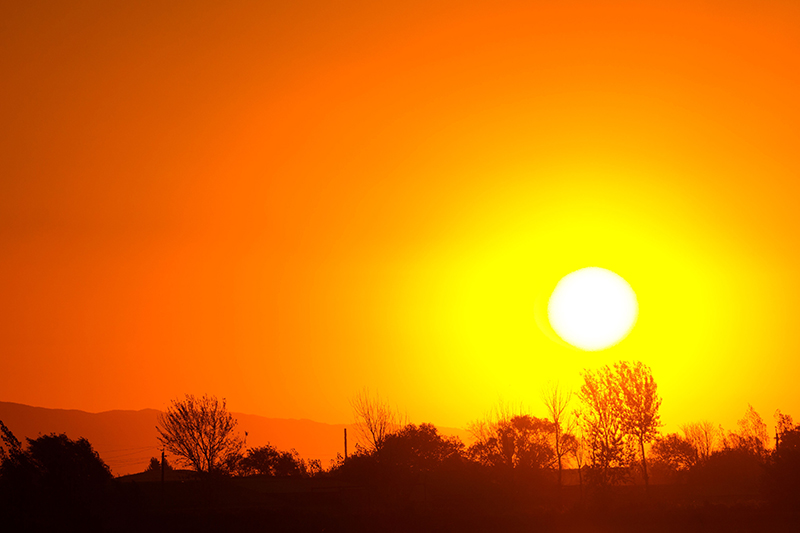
[2,0,799,435]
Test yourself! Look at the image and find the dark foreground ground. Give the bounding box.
[7,475,800,532]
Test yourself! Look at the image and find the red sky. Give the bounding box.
[2,0,800,435]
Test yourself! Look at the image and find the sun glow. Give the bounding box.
[548,267,638,351]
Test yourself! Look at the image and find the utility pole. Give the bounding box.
[344,428,348,463]
[161,446,165,495]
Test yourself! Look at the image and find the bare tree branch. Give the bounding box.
[542,382,574,486]
[157,394,244,474]
[350,388,406,451]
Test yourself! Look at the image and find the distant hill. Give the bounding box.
[0,401,471,476]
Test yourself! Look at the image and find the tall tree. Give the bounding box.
[542,383,575,486]
[726,404,768,457]
[350,389,406,451]
[576,365,633,486]
[616,361,662,489]
[157,394,244,474]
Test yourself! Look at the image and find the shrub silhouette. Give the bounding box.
[237,444,313,477]
[0,433,112,530]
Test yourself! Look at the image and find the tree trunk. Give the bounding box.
[640,437,649,490]
[557,458,562,486]
[556,428,562,486]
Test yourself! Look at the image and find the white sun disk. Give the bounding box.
[547,267,638,351]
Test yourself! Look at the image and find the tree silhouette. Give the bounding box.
[680,420,721,464]
[542,383,575,486]
[0,433,111,530]
[726,404,769,457]
[767,413,800,507]
[350,388,406,451]
[567,429,586,490]
[468,413,555,472]
[0,419,20,462]
[616,361,662,489]
[542,384,577,486]
[576,361,661,487]
[145,455,172,473]
[379,423,464,474]
[237,444,315,477]
[576,365,634,486]
[651,433,695,482]
[157,394,244,474]
[775,409,794,442]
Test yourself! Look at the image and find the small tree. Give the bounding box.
[616,361,662,489]
[145,456,173,473]
[542,383,575,486]
[157,394,244,474]
[350,389,406,451]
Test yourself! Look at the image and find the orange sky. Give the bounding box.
[2,0,799,437]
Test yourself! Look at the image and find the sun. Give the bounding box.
[547,267,638,351]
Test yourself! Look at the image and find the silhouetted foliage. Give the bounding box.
[724,404,769,458]
[157,394,244,475]
[380,423,464,474]
[334,422,473,511]
[617,361,662,488]
[0,419,20,462]
[576,361,662,488]
[766,419,800,507]
[775,409,794,438]
[0,433,111,531]
[7,384,800,532]
[468,414,555,473]
[688,446,764,496]
[681,408,768,497]
[337,423,463,477]
[651,433,696,483]
[145,455,173,472]
[577,365,634,486]
[236,444,321,477]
